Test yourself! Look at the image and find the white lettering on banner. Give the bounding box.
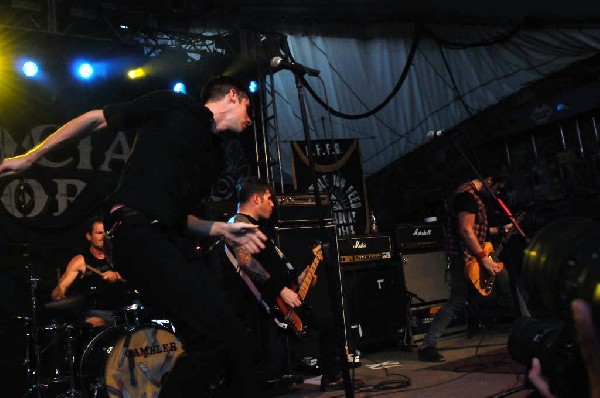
[304,142,342,157]
[1,179,49,218]
[1,124,132,219]
[0,125,19,160]
[76,136,93,170]
[376,279,384,290]
[312,173,364,237]
[53,179,87,215]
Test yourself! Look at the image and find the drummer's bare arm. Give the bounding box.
[51,255,86,300]
[0,110,107,178]
[186,215,266,253]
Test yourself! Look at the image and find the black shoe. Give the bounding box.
[418,346,445,362]
[320,372,365,392]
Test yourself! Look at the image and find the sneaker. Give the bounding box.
[418,346,445,362]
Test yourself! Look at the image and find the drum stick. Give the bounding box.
[86,264,127,283]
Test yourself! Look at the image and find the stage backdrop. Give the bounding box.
[291,138,368,236]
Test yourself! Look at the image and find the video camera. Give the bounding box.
[508,217,600,397]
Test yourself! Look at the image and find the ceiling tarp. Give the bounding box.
[271,25,600,178]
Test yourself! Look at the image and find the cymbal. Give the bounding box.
[44,295,90,312]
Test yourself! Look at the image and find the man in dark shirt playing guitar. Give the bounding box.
[418,172,523,362]
[224,176,362,392]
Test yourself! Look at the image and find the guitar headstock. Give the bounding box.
[312,243,323,261]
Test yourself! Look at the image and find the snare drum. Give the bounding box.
[79,325,183,397]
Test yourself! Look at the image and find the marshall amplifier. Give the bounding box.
[338,235,392,263]
[394,224,445,253]
[275,193,333,224]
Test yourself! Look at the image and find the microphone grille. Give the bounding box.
[270,56,283,68]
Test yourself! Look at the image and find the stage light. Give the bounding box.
[22,60,39,77]
[72,62,94,80]
[173,82,186,94]
[127,68,146,79]
[248,80,258,93]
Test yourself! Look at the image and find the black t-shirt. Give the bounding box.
[449,191,479,256]
[453,191,478,215]
[103,90,225,230]
[69,251,129,310]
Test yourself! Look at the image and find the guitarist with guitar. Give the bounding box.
[419,171,520,363]
[223,177,362,392]
[51,216,128,327]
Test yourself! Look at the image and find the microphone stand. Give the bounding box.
[293,71,354,397]
[16,177,44,398]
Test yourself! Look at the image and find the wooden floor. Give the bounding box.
[273,329,534,398]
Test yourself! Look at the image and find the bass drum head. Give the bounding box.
[79,325,183,397]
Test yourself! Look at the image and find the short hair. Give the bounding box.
[199,75,249,104]
[484,164,509,186]
[236,176,273,204]
[86,216,103,234]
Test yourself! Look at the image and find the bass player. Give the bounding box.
[222,176,362,392]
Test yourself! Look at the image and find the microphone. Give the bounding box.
[426,130,446,141]
[270,56,320,77]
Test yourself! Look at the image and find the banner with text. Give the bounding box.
[291,139,368,236]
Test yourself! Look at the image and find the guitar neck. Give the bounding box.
[297,257,320,300]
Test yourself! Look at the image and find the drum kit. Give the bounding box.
[19,255,182,398]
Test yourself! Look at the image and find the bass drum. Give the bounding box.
[79,325,184,397]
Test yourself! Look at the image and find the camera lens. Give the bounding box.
[522,216,600,319]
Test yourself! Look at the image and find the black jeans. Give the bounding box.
[107,213,260,397]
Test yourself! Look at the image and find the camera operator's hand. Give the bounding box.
[528,299,600,398]
[572,299,600,398]
[528,358,556,398]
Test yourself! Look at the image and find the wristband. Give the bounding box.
[475,250,487,260]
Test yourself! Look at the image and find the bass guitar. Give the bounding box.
[273,244,323,337]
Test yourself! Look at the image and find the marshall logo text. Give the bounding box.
[412,228,432,236]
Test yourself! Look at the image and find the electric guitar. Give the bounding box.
[273,244,323,337]
[465,212,525,296]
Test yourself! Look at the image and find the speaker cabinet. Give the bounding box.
[401,251,449,304]
[275,223,343,366]
[399,251,467,341]
[341,261,405,351]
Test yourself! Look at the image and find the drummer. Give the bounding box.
[51,216,126,327]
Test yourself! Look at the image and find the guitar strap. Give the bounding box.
[271,240,295,272]
[224,244,271,313]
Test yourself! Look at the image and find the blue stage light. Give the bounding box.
[72,61,94,80]
[248,80,258,93]
[22,61,39,77]
[173,82,186,94]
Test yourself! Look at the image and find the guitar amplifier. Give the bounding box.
[394,224,445,252]
[338,235,392,263]
[275,193,333,224]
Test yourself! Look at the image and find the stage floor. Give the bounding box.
[275,328,534,398]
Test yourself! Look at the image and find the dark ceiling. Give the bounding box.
[4,0,600,42]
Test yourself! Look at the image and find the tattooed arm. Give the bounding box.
[231,242,271,283]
